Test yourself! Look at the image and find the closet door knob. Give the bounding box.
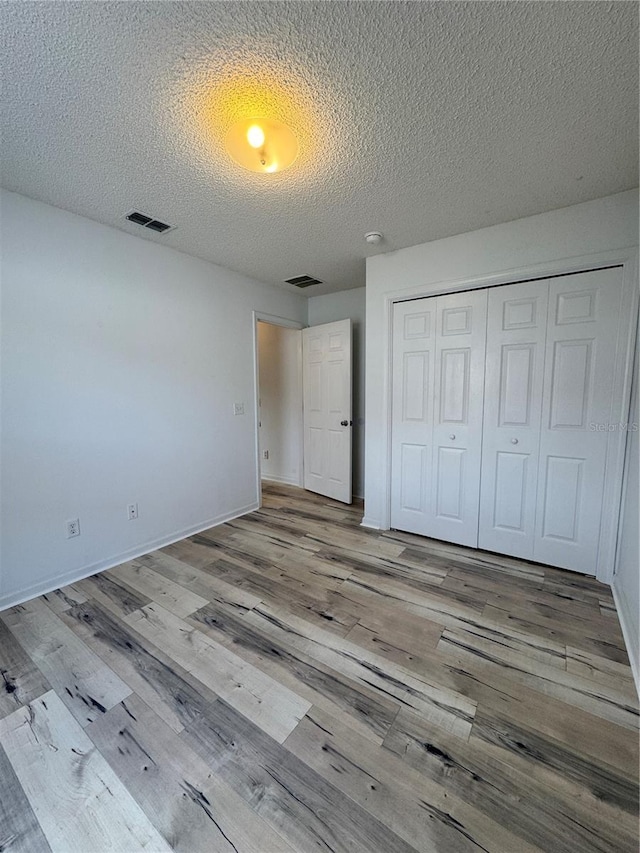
[340,420,349,427]
[449,434,456,440]
[511,438,519,444]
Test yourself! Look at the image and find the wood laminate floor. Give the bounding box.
[1,483,638,853]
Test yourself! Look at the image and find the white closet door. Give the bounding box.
[478,282,549,559]
[430,289,488,546]
[390,300,436,533]
[391,289,487,546]
[533,268,624,573]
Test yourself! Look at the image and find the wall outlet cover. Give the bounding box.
[66,518,80,538]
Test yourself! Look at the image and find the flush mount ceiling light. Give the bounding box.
[225,118,299,174]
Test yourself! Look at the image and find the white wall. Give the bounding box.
[0,190,307,608]
[257,322,303,487]
[614,324,639,690]
[308,287,365,498]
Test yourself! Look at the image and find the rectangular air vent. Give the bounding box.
[125,211,174,234]
[145,219,172,233]
[285,274,323,288]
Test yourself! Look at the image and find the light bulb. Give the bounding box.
[247,125,265,148]
[225,118,298,174]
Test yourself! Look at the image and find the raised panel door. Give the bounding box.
[534,268,624,572]
[302,319,352,503]
[429,289,487,546]
[390,300,435,532]
[479,281,549,558]
[391,291,487,545]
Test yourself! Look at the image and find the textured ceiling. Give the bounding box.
[1,1,638,296]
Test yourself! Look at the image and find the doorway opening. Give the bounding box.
[253,311,354,508]
[253,314,304,508]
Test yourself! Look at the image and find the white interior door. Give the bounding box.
[302,319,352,503]
[533,267,624,573]
[430,290,488,546]
[391,289,487,546]
[390,299,436,533]
[478,281,549,559]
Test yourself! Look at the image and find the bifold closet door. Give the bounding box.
[391,289,487,547]
[533,267,624,573]
[390,299,435,537]
[478,281,549,559]
[393,268,626,574]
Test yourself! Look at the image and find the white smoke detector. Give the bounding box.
[365,231,383,245]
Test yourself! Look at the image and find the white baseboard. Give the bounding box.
[0,501,259,612]
[612,580,640,697]
[261,474,362,501]
[261,474,303,487]
[361,516,382,530]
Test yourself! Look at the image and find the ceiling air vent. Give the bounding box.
[125,211,174,233]
[285,274,323,288]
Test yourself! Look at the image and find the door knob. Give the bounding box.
[449,434,456,440]
[511,438,519,444]
[341,420,350,427]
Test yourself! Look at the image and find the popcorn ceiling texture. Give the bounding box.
[1,1,637,294]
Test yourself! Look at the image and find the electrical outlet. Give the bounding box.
[233,402,245,416]
[127,503,138,520]
[263,449,269,460]
[66,518,80,539]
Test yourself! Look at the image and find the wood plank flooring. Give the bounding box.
[1,483,638,853]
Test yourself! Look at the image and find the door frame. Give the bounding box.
[377,246,639,584]
[252,311,305,508]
